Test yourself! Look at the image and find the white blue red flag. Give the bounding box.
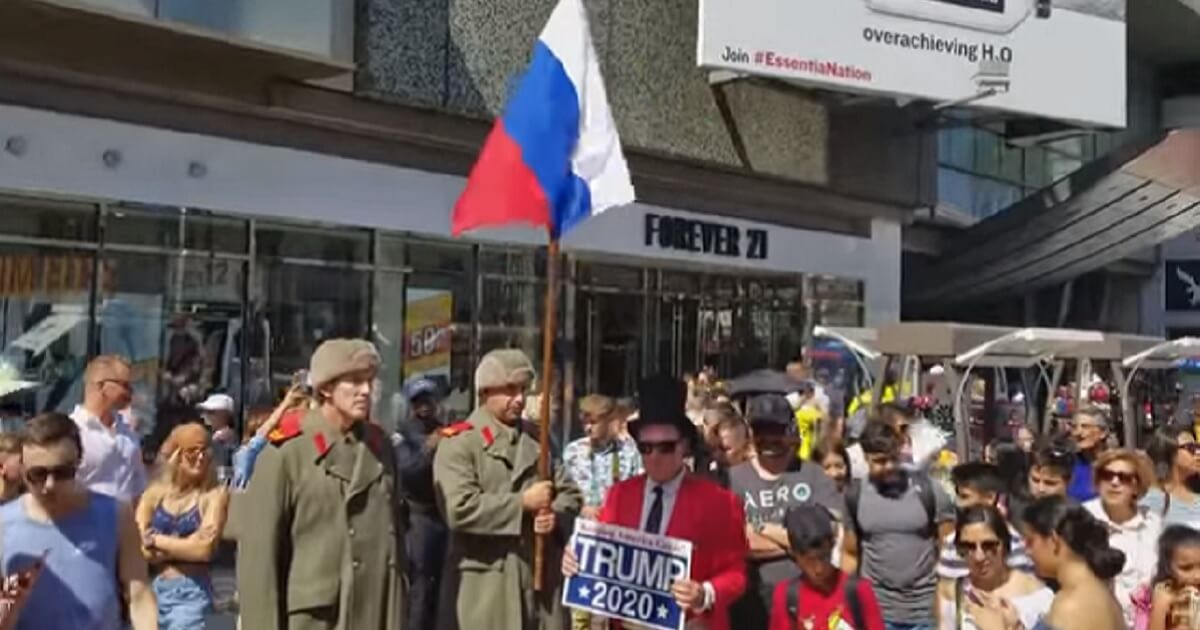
[450,0,635,238]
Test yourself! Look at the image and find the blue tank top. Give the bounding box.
[150,502,202,537]
[0,492,122,630]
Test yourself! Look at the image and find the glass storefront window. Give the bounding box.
[0,196,97,243]
[407,241,475,421]
[253,260,370,405]
[256,222,371,263]
[0,244,94,422]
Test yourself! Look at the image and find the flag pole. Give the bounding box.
[533,237,560,592]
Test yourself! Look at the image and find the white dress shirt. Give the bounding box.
[639,468,716,613]
[70,405,147,504]
[640,468,685,534]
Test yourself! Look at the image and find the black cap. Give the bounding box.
[784,504,836,552]
[745,394,796,434]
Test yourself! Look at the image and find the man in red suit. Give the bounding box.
[564,375,748,630]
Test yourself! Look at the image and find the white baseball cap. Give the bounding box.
[197,393,235,413]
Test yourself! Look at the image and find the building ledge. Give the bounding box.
[0,0,352,95]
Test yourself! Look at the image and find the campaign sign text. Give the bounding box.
[562,520,693,630]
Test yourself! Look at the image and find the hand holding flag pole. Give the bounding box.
[449,0,635,593]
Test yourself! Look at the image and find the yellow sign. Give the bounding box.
[404,290,453,382]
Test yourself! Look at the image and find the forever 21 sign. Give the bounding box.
[644,213,768,260]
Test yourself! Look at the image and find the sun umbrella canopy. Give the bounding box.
[727,369,807,396]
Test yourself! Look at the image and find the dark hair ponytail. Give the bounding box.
[1023,496,1126,580]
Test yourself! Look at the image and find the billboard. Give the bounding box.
[697,0,1126,127]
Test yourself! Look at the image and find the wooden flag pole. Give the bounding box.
[533,237,560,592]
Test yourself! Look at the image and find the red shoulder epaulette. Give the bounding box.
[440,421,473,439]
[267,410,305,445]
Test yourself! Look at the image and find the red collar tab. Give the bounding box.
[481,426,495,447]
[312,432,331,457]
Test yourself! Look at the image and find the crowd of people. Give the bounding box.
[2,342,1200,630]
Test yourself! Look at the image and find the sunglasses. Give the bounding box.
[637,440,679,455]
[1098,469,1137,486]
[1181,443,1200,455]
[24,464,77,487]
[955,540,1002,556]
[178,447,209,462]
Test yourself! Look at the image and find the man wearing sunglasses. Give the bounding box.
[69,355,146,504]
[434,349,582,630]
[0,412,156,629]
[563,375,749,630]
[729,394,842,630]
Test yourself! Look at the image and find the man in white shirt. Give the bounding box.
[70,355,146,504]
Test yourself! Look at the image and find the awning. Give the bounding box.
[911,130,1200,305]
[1122,337,1200,370]
[811,326,879,360]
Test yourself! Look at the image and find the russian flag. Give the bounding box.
[451,0,635,239]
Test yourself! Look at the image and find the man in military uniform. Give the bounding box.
[237,339,406,630]
[434,349,583,630]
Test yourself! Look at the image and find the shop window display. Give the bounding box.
[0,244,95,420]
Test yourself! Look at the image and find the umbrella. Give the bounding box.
[726,369,807,397]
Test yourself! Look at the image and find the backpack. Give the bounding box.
[844,474,937,574]
[787,575,866,630]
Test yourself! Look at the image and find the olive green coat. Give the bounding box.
[236,410,407,630]
[433,407,583,630]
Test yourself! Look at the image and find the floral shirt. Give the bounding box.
[562,435,643,507]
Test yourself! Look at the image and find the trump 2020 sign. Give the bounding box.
[563,520,694,630]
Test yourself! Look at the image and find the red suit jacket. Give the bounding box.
[598,473,748,630]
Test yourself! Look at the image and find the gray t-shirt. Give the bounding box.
[729,461,843,592]
[847,476,954,625]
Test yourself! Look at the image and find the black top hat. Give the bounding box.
[629,374,698,447]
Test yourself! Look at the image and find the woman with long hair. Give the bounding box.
[135,422,229,630]
[936,506,1052,630]
[1143,425,1200,527]
[970,496,1126,630]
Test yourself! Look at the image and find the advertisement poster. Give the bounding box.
[562,520,694,630]
[403,289,453,390]
[698,0,1126,126]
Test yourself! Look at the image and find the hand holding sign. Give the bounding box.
[562,520,694,630]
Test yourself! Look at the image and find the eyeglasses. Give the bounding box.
[637,440,679,455]
[1181,443,1200,455]
[1098,469,1137,486]
[23,464,77,487]
[955,540,1002,557]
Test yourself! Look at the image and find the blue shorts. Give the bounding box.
[153,574,213,630]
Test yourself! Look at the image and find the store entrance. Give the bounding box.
[579,290,642,397]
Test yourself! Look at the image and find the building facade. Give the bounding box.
[0,0,921,434]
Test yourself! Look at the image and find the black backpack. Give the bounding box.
[844,474,937,573]
[786,575,866,630]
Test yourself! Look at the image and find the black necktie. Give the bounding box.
[645,485,664,533]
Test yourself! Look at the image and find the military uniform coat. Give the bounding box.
[433,407,583,630]
[237,409,407,630]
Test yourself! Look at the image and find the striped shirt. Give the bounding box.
[936,525,1033,579]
